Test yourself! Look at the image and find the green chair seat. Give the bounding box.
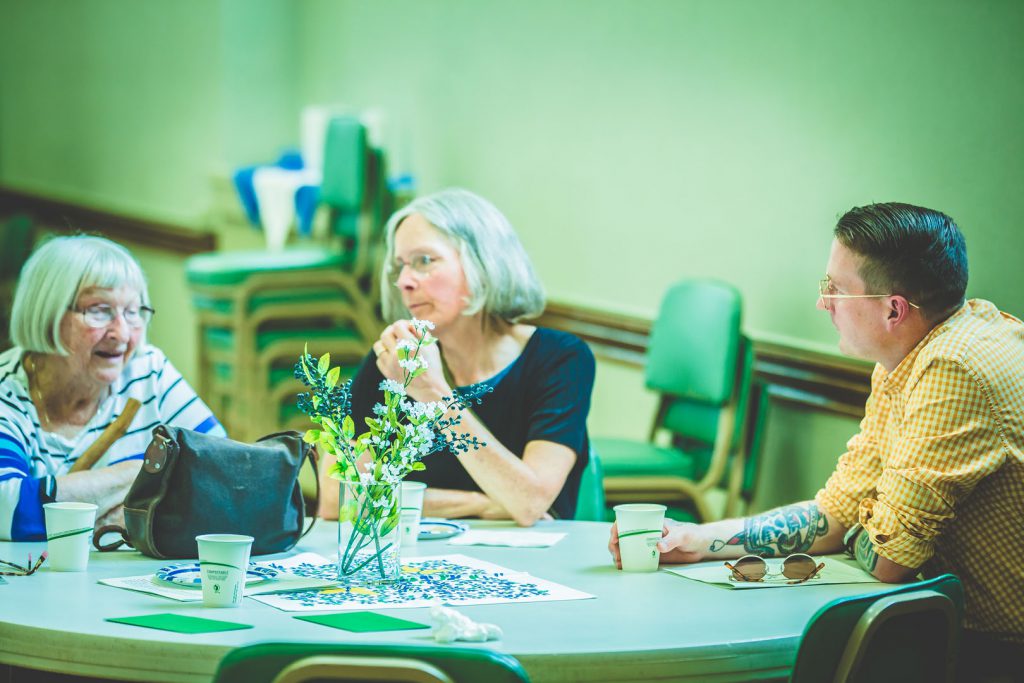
[594,437,700,480]
[204,326,362,353]
[191,285,352,314]
[184,246,347,287]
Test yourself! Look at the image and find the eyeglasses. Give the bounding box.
[724,553,825,585]
[818,276,919,309]
[391,254,442,284]
[0,552,47,576]
[70,304,156,329]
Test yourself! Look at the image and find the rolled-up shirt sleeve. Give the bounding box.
[857,358,1005,569]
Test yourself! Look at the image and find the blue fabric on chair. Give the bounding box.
[294,184,320,237]
[233,149,309,230]
[232,166,261,227]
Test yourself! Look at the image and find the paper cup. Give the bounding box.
[196,534,254,607]
[614,504,666,572]
[400,481,427,546]
[44,502,97,572]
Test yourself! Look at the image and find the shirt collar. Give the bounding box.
[878,301,970,393]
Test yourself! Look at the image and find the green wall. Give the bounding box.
[296,0,1024,349]
[3,1,1022,508]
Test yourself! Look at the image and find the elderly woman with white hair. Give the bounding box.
[0,235,225,541]
[319,188,595,526]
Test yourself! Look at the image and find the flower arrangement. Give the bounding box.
[295,318,490,582]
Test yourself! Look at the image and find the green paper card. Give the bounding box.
[295,611,430,633]
[107,613,254,634]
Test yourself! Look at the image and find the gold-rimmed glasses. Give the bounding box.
[0,551,47,576]
[391,253,443,286]
[724,553,825,585]
[818,276,920,309]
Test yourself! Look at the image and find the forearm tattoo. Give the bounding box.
[709,503,829,556]
[854,528,879,573]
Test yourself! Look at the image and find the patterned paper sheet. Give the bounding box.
[252,553,594,612]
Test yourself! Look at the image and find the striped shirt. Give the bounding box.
[0,345,225,541]
[817,299,1024,642]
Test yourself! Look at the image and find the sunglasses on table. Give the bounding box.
[724,553,825,585]
[0,552,48,576]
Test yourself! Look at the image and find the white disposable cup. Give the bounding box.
[400,481,427,546]
[614,504,666,572]
[43,502,98,572]
[196,534,254,607]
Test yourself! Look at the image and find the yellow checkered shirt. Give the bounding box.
[817,299,1024,641]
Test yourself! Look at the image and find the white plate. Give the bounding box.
[418,519,468,540]
[154,562,277,588]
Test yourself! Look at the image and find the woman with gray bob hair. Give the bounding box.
[11,235,151,354]
[319,188,595,526]
[380,188,546,323]
[0,235,225,541]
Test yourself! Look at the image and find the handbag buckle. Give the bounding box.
[143,427,172,474]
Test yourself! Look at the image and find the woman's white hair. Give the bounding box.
[380,188,545,323]
[10,235,150,355]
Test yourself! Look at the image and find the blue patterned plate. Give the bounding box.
[154,562,278,588]
[418,519,468,540]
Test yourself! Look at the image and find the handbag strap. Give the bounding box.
[299,443,319,539]
[93,524,133,552]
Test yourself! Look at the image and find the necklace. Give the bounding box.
[24,354,52,428]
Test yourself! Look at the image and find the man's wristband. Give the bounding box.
[843,522,864,557]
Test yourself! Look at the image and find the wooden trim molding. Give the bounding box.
[537,301,872,419]
[0,186,216,255]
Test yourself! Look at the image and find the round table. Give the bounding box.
[0,520,881,682]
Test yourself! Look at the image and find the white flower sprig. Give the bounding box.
[295,318,492,487]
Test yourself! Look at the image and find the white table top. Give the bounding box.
[0,520,885,683]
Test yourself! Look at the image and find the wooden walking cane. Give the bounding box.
[68,398,142,473]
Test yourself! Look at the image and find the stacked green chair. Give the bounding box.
[790,573,963,683]
[0,214,35,349]
[574,446,607,522]
[213,642,532,683]
[185,116,389,445]
[593,279,754,522]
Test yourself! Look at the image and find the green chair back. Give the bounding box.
[647,280,743,446]
[214,642,531,683]
[575,446,606,521]
[321,116,367,239]
[790,573,963,683]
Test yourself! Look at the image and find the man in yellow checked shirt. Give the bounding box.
[608,203,1024,680]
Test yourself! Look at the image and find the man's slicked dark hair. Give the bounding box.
[834,202,968,317]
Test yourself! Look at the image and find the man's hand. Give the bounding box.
[609,519,707,569]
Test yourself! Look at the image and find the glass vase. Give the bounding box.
[337,480,402,584]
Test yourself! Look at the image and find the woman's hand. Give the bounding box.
[96,504,125,529]
[372,320,451,402]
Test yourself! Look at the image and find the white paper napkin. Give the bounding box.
[447,530,566,548]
